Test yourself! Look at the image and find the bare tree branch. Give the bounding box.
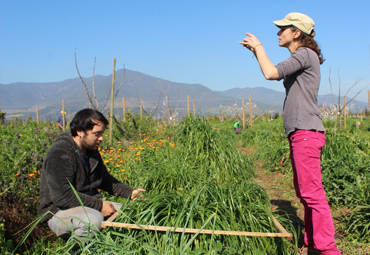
[75,48,98,110]
[92,57,99,108]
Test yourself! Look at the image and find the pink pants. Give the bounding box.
[288,130,341,255]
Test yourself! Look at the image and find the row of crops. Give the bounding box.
[1,115,369,254]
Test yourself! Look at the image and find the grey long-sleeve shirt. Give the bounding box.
[276,47,325,137]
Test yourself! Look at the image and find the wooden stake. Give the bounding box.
[187,95,190,117]
[140,102,143,119]
[249,93,253,129]
[193,100,196,119]
[36,105,39,124]
[344,96,347,129]
[109,58,116,146]
[62,100,66,131]
[123,97,126,122]
[242,99,245,130]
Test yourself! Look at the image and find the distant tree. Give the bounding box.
[74,49,126,113]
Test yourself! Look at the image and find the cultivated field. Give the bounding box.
[1,114,369,254]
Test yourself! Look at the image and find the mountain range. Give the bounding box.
[0,69,367,120]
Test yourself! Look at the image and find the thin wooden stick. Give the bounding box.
[101,221,293,238]
[272,215,293,241]
[105,211,120,223]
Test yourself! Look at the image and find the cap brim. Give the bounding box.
[273,20,292,27]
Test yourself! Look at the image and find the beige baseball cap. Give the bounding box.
[273,12,316,37]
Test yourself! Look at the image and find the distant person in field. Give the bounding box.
[239,13,341,255]
[39,109,146,241]
[56,110,65,130]
[234,122,241,134]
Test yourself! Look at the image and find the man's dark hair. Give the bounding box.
[70,109,109,136]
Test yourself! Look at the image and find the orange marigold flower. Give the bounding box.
[117,155,121,157]
[119,160,123,163]
[120,169,126,172]
[136,151,141,156]
[116,164,121,167]
[104,160,109,163]
[19,134,23,137]
[117,141,122,144]
[28,173,35,178]
[34,170,38,174]
[15,173,20,177]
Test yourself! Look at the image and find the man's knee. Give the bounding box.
[48,207,104,237]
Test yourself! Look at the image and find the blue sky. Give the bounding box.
[1,0,370,102]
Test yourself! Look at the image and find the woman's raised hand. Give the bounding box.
[239,33,262,52]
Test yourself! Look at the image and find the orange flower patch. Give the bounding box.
[28,173,35,178]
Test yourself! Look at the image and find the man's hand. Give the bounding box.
[101,201,116,217]
[130,188,146,200]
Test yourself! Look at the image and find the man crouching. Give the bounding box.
[38,108,145,239]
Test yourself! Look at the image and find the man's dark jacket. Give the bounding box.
[38,132,133,223]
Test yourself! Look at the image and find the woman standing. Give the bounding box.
[239,13,341,255]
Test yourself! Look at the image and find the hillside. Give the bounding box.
[1,69,367,120]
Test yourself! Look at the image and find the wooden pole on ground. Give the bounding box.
[193,100,195,119]
[101,212,292,240]
[123,97,126,122]
[109,58,116,146]
[36,105,39,124]
[62,100,66,131]
[344,96,347,129]
[249,93,253,129]
[242,99,245,130]
[187,95,190,117]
